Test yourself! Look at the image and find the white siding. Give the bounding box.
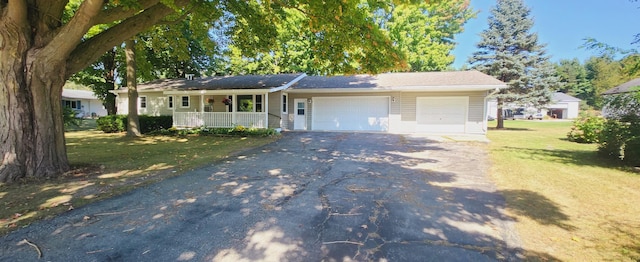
[288,91,488,134]
[116,95,129,115]
[268,92,282,128]
[567,101,580,119]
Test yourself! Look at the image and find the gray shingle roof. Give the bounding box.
[292,70,505,89]
[552,92,581,102]
[62,89,98,100]
[603,78,640,94]
[134,73,304,91]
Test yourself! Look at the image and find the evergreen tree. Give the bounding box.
[468,0,557,128]
[555,59,592,98]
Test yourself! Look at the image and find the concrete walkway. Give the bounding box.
[1,132,521,261]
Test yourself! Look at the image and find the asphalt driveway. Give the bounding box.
[1,132,522,261]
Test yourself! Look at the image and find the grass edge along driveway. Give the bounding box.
[0,130,278,236]
[487,120,640,261]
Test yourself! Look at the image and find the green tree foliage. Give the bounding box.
[553,55,640,110]
[584,56,627,109]
[582,0,639,77]
[384,1,474,72]
[468,0,558,128]
[135,14,224,80]
[69,49,119,115]
[226,9,312,75]
[227,0,474,75]
[555,58,592,103]
[0,0,426,182]
[71,8,224,114]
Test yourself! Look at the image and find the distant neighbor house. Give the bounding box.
[547,92,581,119]
[112,71,507,135]
[487,92,580,120]
[602,77,640,117]
[62,89,107,118]
[603,77,640,95]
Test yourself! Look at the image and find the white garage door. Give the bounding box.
[312,96,389,131]
[416,97,468,133]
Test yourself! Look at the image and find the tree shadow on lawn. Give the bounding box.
[498,189,576,231]
[499,146,629,170]
[603,220,640,260]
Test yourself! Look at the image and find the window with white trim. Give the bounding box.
[63,100,82,110]
[139,96,147,108]
[255,94,263,112]
[168,96,174,109]
[181,96,190,108]
[236,94,264,112]
[282,94,287,113]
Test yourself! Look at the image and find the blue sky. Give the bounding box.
[451,0,639,69]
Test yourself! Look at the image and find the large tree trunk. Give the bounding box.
[103,48,118,115]
[496,97,505,129]
[125,39,142,137]
[0,20,69,182]
[0,1,185,183]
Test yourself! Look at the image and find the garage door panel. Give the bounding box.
[416,97,468,133]
[313,97,389,131]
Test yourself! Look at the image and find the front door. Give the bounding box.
[294,99,307,130]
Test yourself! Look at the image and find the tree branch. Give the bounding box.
[157,5,194,26]
[6,0,28,26]
[94,0,160,25]
[41,0,103,62]
[66,3,177,76]
[34,0,69,25]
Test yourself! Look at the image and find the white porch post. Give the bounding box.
[172,96,176,127]
[200,94,204,112]
[231,94,236,125]
[264,92,269,128]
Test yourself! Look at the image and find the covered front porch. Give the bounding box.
[167,91,270,129]
[173,112,266,128]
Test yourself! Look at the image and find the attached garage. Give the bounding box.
[312,96,389,131]
[287,71,507,135]
[416,97,468,133]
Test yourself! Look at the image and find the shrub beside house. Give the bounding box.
[569,78,640,166]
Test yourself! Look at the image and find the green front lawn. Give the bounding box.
[488,120,640,261]
[0,130,278,236]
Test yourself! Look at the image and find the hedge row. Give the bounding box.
[96,115,277,137]
[96,115,172,134]
[149,126,278,137]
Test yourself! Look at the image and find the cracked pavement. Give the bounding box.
[1,132,522,261]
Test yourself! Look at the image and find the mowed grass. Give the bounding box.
[0,130,278,236]
[488,120,640,261]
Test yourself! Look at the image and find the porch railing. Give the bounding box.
[173,112,266,128]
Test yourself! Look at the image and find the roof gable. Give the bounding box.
[62,89,98,100]
[552,92,581,102]
[603,78,640,95]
